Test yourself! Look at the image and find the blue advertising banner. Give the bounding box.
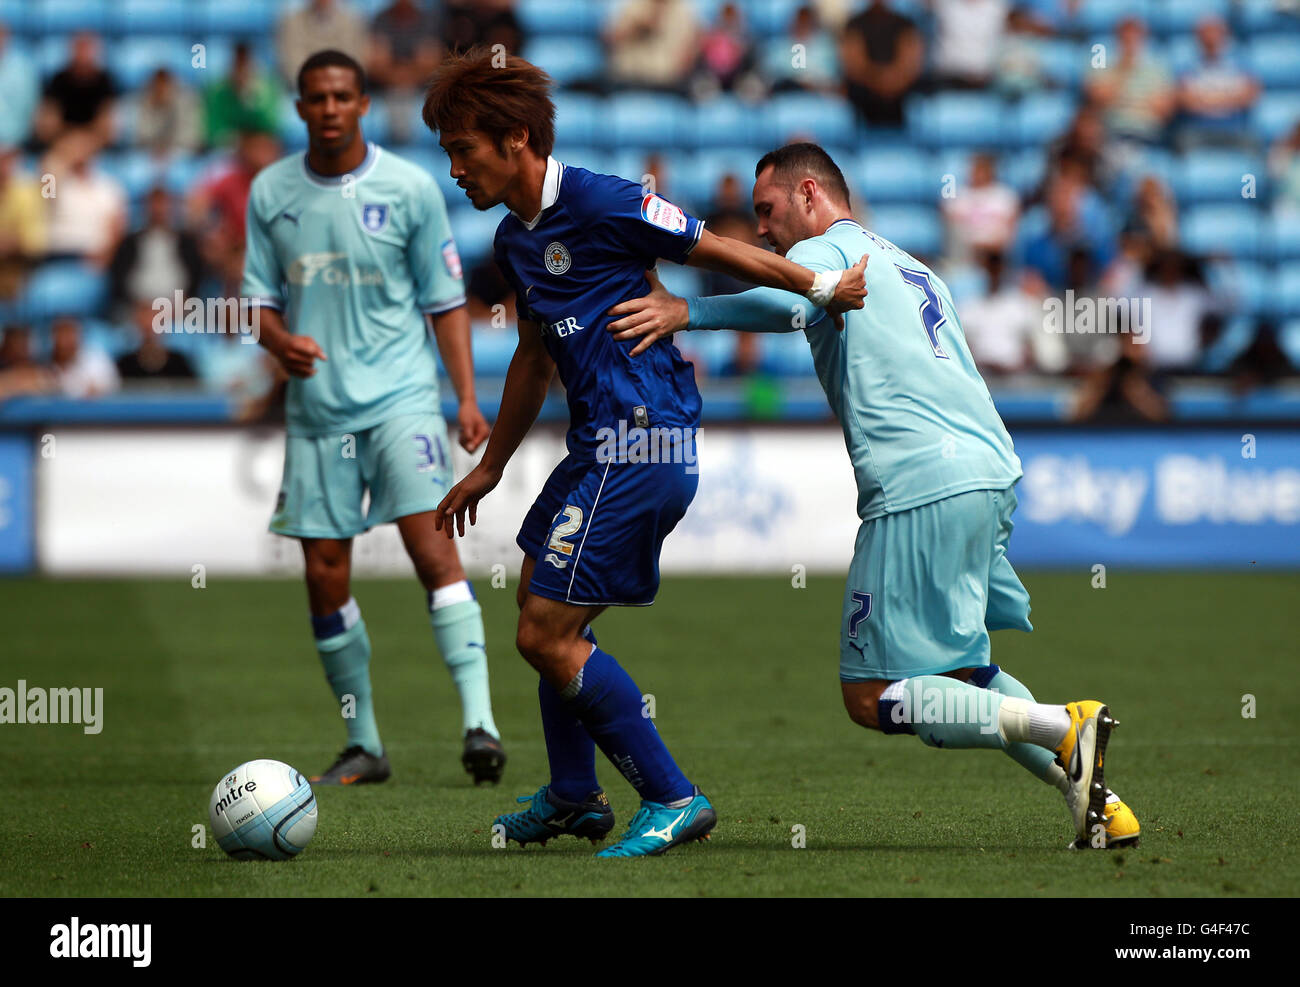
[1008,430,1300,568]
[0,432,34,573]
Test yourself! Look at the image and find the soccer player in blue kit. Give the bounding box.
[422,54,867,857]
[607,144,1140,850]
[242,51,506,788]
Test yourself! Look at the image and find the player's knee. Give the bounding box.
[841,682,886,731]
[304,552,348,600]
[514,612,554,668]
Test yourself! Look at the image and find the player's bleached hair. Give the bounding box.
[755,142,852,209]
[297,49,367,96]
[422,49,556,157]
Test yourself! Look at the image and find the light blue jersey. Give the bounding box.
[242,142,466,437]
[689,219,1021,520]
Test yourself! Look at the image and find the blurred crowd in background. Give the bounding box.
[1,0,1299,424]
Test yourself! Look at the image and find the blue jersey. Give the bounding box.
[493,157,704,457]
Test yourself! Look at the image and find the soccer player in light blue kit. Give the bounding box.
[608,143,1140,849]
[241,51,506,787]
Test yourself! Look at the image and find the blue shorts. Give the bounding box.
[839,486,1033,683]
[270,412,453,539]
[517,451,698,607]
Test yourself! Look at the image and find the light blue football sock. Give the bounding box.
[429,582,499,738]
[970,664,1068,790]
[312,599,382,757]
[877,675,1010,750]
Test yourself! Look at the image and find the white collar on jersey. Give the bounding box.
[825,217,859,233]
[515,155,563,231]
[300,141,380,188]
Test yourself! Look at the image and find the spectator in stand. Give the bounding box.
[1177,16,1260,151]
[368,0,443,143]
[277,0,369,88]
[959,249,1067,375]
[1122,174,1179,253]
[204,42,282,149]
[605,0,699,94]
[0,23,39,148]
[995,6,1051,97]
[40,129,126,268]
[1017,170,1115,292]
[444,0,524,55]
[1070,331,1170,422]
[1140,248,1210,374]
[35,32,118,148]
[693,2,761,99]
[1084,16,1175,147]
[0,326,44,400]
[839,0,925,128]
[1047,106,1122,197]
[130,68,202,157]
[930,0,1009,89]
[116,301,197,382]
[1269,120,1300,215]
[763,4,839,95]
[0,144,47,301]
[940,151,1019,262]
[108,186,203,321]
[188,130,281,296]
[47,315,119,399]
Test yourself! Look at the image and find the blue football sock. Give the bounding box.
[538,676,598,802]
[312,599,382,757]
[969,664,1067,789]
[561,647,692,804]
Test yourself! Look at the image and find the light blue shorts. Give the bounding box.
[839,486,1033,683]
[270,412,454,540]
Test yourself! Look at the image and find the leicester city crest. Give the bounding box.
[361,202,389,233]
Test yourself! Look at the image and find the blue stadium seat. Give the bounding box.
[1173,150,1267,204]
[277,93,308,150]
[1015,91,1078,146]
[999,148,1047,198]
[1151,0,1231,35]
[910,92,1007,148]
[1253,92,1300,141]
[1248,36,1300,89]
[1268,210,1300,261]
[763,92,857,147]
[108,36,195,90]
[1163,33,1203,75]
[399,147,460,203]
[21,262,109,321]
[852,147,933,204]
[749,0,803,38]
[36,35,73,77]
[691,95,761,148]
[447,206,509,268]
[37,0,111,34]
[759,331,817,377]
[866,205,942,257]
[110,0,195,34]
[680,147,766,210]
[552,93,602,147]
[1180,204,1264,258]
[1275,261,1300,316]
[1069,0,1150,33]
[1236,0,1297,34]
[517,0,602,36]
[605,92,691,149]
[1208,260,1269,317]
[469,330,517,376]
[193,0,281,36]
[0,0,31,33]
[555,147,612,178]
[653,264,703,300]
[1037,38,1090,88]
[523,37,603,87]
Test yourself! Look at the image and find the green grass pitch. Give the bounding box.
[1,572,1296,897]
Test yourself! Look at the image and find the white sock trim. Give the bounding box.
[429,580,474,611]
[339,597,361,630]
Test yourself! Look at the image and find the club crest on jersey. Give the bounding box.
[641,194,686,234]
[361,203,389,233]
[441,238,463,280]
[544,241,571,275]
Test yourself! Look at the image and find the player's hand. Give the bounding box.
[824,254,869,327]
[435,462,502,539]
[605,273,690,357]
[456,401,490,454]
[272,335,328,378]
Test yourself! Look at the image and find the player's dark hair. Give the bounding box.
[422,48,555,157]
[297,49,367,97]
[756,142,851,209]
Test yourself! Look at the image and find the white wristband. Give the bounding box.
[807,269,843,308]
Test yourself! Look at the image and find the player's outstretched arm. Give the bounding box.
[685,229,868,314]
[429,305,490,453]
[435,317,555,538]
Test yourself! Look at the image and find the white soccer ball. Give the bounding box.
[208,759,318,861]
